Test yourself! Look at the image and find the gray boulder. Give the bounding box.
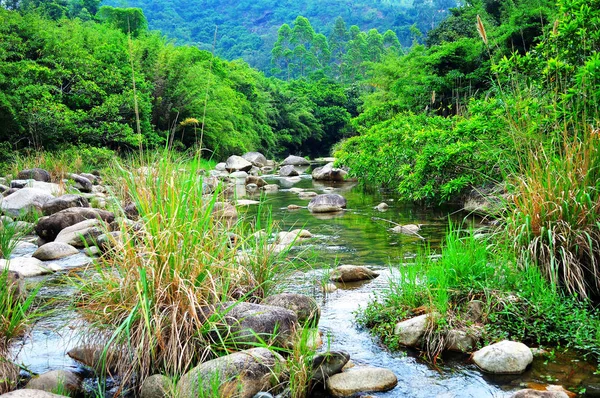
[312,163,347,182]
[177,348,285,398]
[394,314,429,347]
[35,207,114,241]
[312,351,350,383]
[326,367,398,397]
[140,374,171,398]
[1,188,54,217]
[211,202,238,227]
[445,328,480,353]
[32,242,79,261]
[225,155,253,172]
[246,175,267,187]
[242,152,268,168]
[54,219,105,248]
[25,370,82,396]
[0,257,52,277]
[1,390,69,398]
[307,194,347,213]
[217,302,298,349]
[329,265,379,283]
[510,389,569,398]
[80,173,99,184]
[68,174,93,193]
[472,340,533,374]
[281,155,310,166]
[279,165,299,177]
[17,168,51,182]
[42,194,89,216]
[262,293,320,326]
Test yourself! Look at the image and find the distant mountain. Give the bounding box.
[103,0,458,71]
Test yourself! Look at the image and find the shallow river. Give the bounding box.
[11,166,600,397]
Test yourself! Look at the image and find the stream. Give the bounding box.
[10,164,600,397]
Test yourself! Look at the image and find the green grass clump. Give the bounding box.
[358,224,600,361]
[0,218,28,259]
[73,152,298,390]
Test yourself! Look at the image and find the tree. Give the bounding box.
[97,6,148,37]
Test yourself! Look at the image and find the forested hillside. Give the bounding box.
[101,0,458,71]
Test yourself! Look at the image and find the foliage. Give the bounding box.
[358,226,600,360]
[0,218,31,259]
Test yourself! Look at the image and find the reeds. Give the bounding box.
[73,152,295,389]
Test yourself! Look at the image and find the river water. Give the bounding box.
[10,166,600,397]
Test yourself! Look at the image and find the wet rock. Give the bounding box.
[509,389,569,398]
[68,173,93,193]
[177,348,285,398]
[246,175,267,188]
[374,202,389,211]
[322,283,337,293]
[326,367,398,397]
[312,351,350,383]
[225,155,253,172]
[17,168,51,182]
[140,374,171,398]
[262,293,320,326]
[394,314,429,347]
[287,204,302,210]
[54,219,105,248]
[472,340,533,374]
[307,194,347,213]
[298,191,318,200]
[25,370,82,395]
[1,390,69,398]
[329,265,379,283]
[33,242,79,261]
[279,165,299,177]
[36,207,114,242]
[42,194,90,216]
[281,155,310,166]
[242,152,268,168]
[312,163,347,182]
[390,224,421,235]
[445,328,480,353]
[277,229,312,246]
[215,302,298,349]
[262,184,279,193]
[1,188,54,217]
[67,345,117,371]
[0,257,52,277]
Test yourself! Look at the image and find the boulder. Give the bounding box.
[308,194,347,213]
[32,242,79,261]
[10,180,60,195]
[177,348,285,398]
[67,345,117,371]
[390,224,421,235]
[10,180,29,189]
[312,351,350,383]
[393,314,429,347]
[54,219,105,248]
[68,173,93,193]
[281,155,310,166]
[262,184,279,193]
[312,163,347,182]
[277,229,312,246]
[374,203,389,211]
[42,194,90,216]
[35,207,114,241]
[1,188,54,217]
[445,328,480,353]
[262,293,320,326]
[329,265,379,283]
[1,390,69,398]
[211,202,238,227]
[225,155,253,172]
[279,165,299,177]
[140,374,171,398]
[215,162,227,172]
[25,370,82,395]
[472,340,533,374]
[17,168,51,182]
[246,175,267,187]
[242,152,268,168]
[80,173,99,184]
[509,389,569,398]
[216,302,298,349]
[0,257,52,277]
[326,367,398,397]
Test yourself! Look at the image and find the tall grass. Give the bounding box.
[0,269,39,393]
[0,218,28,259]
[73,152,296,390]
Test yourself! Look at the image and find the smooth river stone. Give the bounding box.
[326,367,398,396]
